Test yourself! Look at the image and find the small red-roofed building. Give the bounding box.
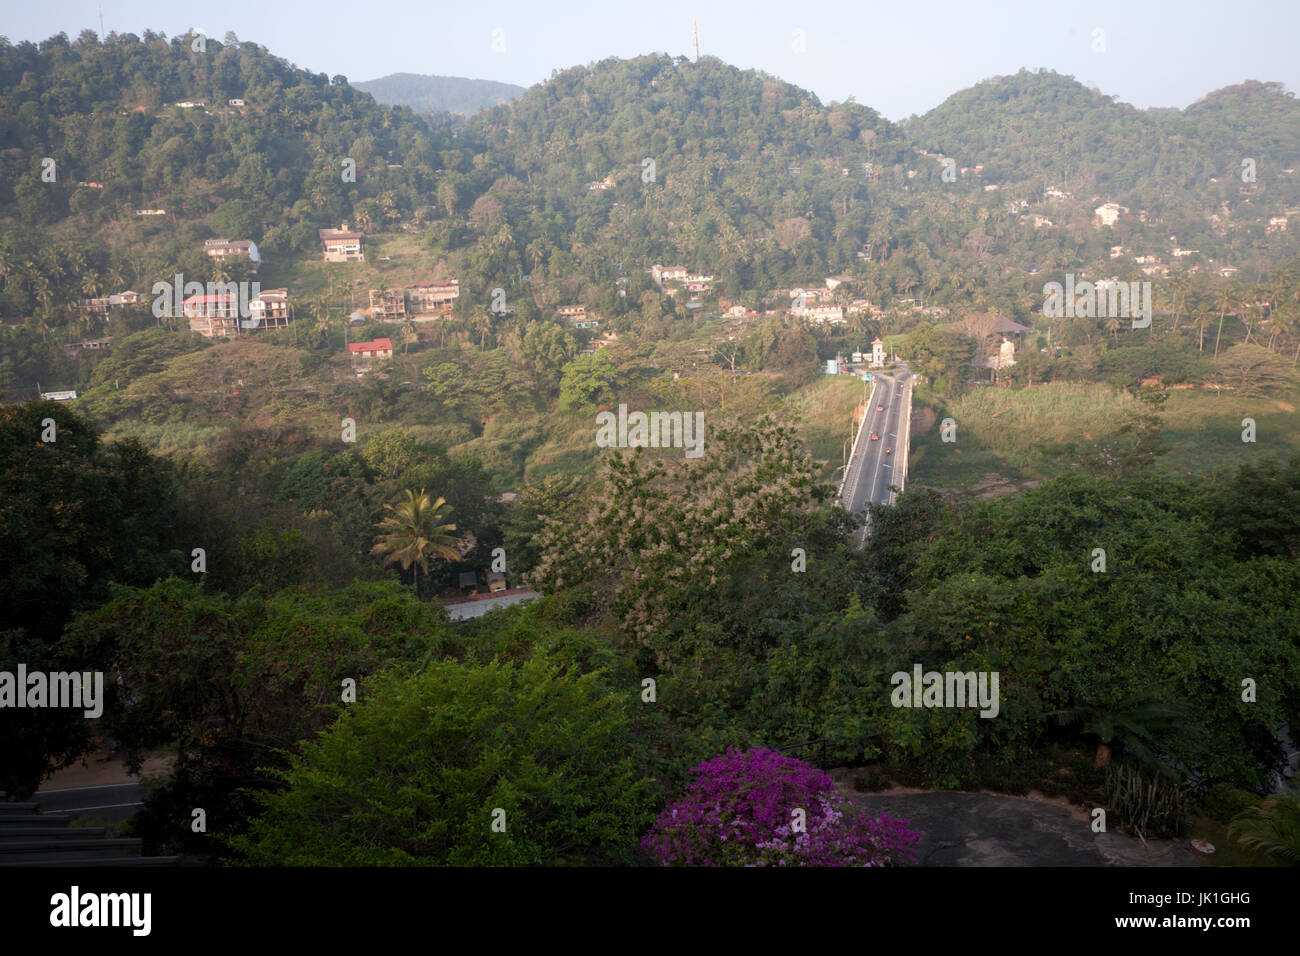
[348,337,394,367]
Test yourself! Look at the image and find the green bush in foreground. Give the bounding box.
[1204,783,1259,825]
[227,654,653,865]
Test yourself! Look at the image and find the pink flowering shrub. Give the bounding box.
[642,747,920,866]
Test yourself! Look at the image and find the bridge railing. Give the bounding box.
[837,378,878,507]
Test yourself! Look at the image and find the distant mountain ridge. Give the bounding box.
[354,72,525,115]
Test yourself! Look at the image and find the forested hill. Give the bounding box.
[0,30,455,315]
[354,73,525,115]
[0,31,459,236]
[907,69,1300,201]
[2,32,1299,327]
[449,54,909,298]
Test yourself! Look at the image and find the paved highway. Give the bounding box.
[839,363,914,544]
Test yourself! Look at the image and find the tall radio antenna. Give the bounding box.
[692,19,700,62]
[99,5,106,39]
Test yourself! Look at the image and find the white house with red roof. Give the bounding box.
[348,337,393,365]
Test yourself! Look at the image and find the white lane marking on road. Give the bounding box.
[866,379,892,503]
[38,783,142,794]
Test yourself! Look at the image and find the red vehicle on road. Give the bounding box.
[870,433,879,441]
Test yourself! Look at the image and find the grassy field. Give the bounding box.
[782,374,869,481]
[258,231,443,308]
[909,380,1300,491]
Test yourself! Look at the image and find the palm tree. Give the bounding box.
[370,490,461,600]
[1194,307,1210,352]
[1048,692,1186,772]
[525,239,547,274]
[400,315,416,354]
[1167,272,1188,334]
[309,297,332,346]
[1227,789,1300,866]
[1213,283,1237,360]
[80,271,101,301]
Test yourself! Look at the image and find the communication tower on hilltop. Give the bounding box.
[692,19,700,62]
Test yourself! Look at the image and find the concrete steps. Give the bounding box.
[0,837,144,863]
[0,814,73,827]
[0,826,106,840]
[1,795,179,867]
[6,855,183,867]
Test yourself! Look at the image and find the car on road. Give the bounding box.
[885,447,892,454]
[877,404,884,411]
[870,433,879,441]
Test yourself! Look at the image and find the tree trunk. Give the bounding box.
[1094,742,1112,768]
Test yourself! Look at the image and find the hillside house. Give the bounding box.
[227,98,246,107]
[651,264,688,284]
[348,338,394,366]
[1094,203,1128,227]
[795,305,845,325]
[580,331,619,356]
[406,279,459,315]
[369,289,406,320]
[175,101,205,108]
[77,297,110,314]
[319,226,365,262]
[183,292,242,338]
[78,290,141,313]
[65,338,111,353]
[1268,216,1289,233]
[246,288,290,330]
[949,312,1032,376]
[204,238,261,270]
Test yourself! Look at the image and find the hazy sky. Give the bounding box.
[7,0,1299,120]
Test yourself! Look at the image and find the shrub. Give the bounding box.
[1204,783,1259,824]
[1226,790,1300,866]
[1105,763,1192,839]
[226,654,652,865]
[642,747,919,866]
